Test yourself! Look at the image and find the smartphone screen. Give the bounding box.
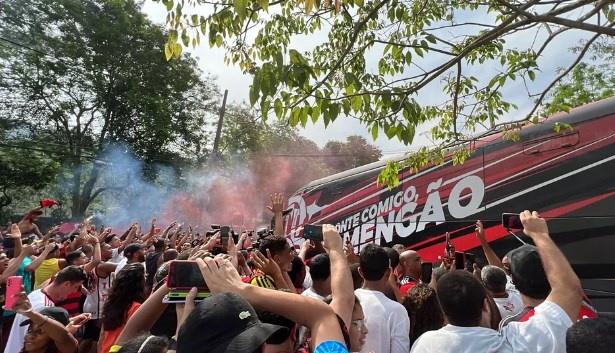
[454,252,465,270]
[502,213,523,229]
[421,262,433,283]
[167,261,208,290]
[220,226,230,244]
[303,224,323,241]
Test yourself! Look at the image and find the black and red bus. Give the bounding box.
[285,97,615,311]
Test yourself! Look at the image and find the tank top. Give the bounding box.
[84,268,113,319]
[34,258,60,289]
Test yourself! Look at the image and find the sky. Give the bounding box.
[141,1,593,156]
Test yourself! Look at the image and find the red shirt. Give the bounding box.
[56,291,82,317]
[398,275,418,296]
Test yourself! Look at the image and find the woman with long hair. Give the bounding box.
[99,264,145,353]
[402,283,445,343]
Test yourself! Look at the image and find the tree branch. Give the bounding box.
[373,39,455,56]
[290,0,390,109]
[452,60,462,138]
[524,24,612,120]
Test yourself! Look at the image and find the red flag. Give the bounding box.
[39,198,61,208]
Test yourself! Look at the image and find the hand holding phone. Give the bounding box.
[219,226,230,244]
[164,260,210,304]
[303,224,323,241]
[5,276,23,310]
[167,261,208,290]
[502,213,523,229]
[421,262,433,283]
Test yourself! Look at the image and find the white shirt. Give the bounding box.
[4,289,55,353]
[493,290,524,320]
[355,288,410,353]
[410,301,572,353]
[301,287,326,301]
[505,274,516,291]
[108,248,123,264]
[114,256,128,273]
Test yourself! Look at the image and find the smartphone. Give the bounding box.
[455,251,465,270]
[166,261,208,290]
[465,253,476,272]
[220,226,231,244]
[303,224,323,241]
[502,213,523,229]
[5,276,23,309]
[421,262,433,283]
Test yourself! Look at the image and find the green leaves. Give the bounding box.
[234,0,248,19]
[152,0,614,189]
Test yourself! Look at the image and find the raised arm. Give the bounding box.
[161,221,178,240]
[267,193,285,236]
[199,257,347,348]
[323,225,354,328]
[8,224,23,258]
[0,245,34,283]
[115,284,171,345]
[141,218,157,243]
[475,220,505,269]
[25,243,54,272]
[251,250,292,291]
[10,292,77,353]
[83,236,101,273]
[120,224,138,252]
[520,211,582,321]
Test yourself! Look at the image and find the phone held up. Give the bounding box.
[163,260,210,304]
[303,224,323,242]
[502,213,523,229]
[5,276,23,309]
[420,263,433,283]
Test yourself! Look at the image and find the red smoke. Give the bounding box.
[156,154,330,231]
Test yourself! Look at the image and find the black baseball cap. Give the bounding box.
[177,292,287,353]
[509,245,550,299]
[21,307,70,327]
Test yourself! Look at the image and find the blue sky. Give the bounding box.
[142,1,593,155]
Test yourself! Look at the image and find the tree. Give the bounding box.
[218,104,334,194]
[323,135,382,171]
[0,121,59,216]
[543,39,615,115]
[0,0,219,217]
[155,0,615,184]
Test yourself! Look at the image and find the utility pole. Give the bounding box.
[211,89,228,162]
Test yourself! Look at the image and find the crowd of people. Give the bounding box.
[0,194,613,353]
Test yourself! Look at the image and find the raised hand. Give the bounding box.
[520,210,549,238]
[344,240,360,264]
[203,232,220,251]
[266,193,285,214]
[44,225,61,239]
[252,249,282,277]
[227,234,239,270]
[322,224,343,252]
[67,313,91,335]
[475,220,485,242]
[9,224,21,239]
[4,291,32,313]
[197,257,244,294]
